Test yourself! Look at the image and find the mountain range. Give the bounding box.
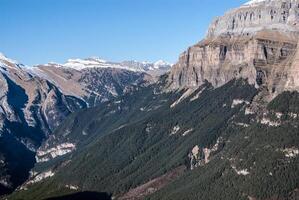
[1,0,299,199]
[0,54,171,196]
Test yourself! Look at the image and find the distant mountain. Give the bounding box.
[29,58,171,106]
[7,1,299,200]
[29,65,150,107]
[3,0,299,200]
[37,58,172,75]
[0,53,162,195]
[10,79,299,200]
[0,53,86,194]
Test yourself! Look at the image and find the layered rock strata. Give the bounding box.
[168,0,299,100]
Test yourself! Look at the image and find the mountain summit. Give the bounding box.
[168,0,299,102]
[209,0,299,37]
[2,1,299,200]
[36,58,172,74]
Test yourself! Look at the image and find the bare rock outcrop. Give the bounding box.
[0,55,86,193]
[167,0,299,100]
[30,62,153,107]
[0,53,155,194]
[208,0,299,38]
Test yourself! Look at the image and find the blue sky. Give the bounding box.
[0,0,247,65]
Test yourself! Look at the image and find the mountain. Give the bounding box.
[30,58,171,106]
[8,79,299,200]
[0,54,159,195]
[168,0,299,100]
[5,1,299,200]
[36,58,172,75]
[0,53,87,195]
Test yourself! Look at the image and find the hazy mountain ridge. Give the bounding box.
[33,57,172,74]
[0,53,159,195]
[2,0,299,199]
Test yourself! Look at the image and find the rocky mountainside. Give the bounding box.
[30,66,149,107]
[0,54,87,194]
[30,58,171,106]
[2,0,299,199]
[168,0,299,101]
[208,0,299,37]
[8,79,298,200]
[6,1,299,200]
[0,54,158,195]
[35,57,172,76]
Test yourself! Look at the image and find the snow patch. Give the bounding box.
[243,0,269,6]
[282,148,299,158]
[275,112,283,119]
[231,99,249,108]
[82,130,88,136]
[171,89,194,108]
[190,87,206,102]
[231,165,250,176]
[182,129,193,136]
[145,123,153,134]
[170,125,180,135]
[288,113,298,119]
[39,57,172,73]
[235,122,250,127]
[65,184,79,190]
[62,58,140,72]
[0,53,18,65]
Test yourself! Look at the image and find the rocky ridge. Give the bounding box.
[208,0,299,37]
[0,53,160,194]
[29,58,171,106]
[3,1,299,199]
[168,0,299,102]
[0,54,87,193]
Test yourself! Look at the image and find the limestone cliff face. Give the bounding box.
[208,0,299,37]
[168,0,299,99]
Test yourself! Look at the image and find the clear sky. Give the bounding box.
[0,0,248,65]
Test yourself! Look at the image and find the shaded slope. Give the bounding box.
[8,79,259,200]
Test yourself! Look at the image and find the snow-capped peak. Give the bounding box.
[0,53,18,64]
[42,57,173,73]
[154,60,172,69]
[88,57,107,63]
[243,0,270,6]
[62,58,138,71]
[0,53,7,60]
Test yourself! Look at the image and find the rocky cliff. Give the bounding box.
[30,65,150,107]
[208,0,299,37]
[0,54,155,194]
[4,1,299,199]
[168,0,299,100]
[0,54,87,193]
[29,58,171,107]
